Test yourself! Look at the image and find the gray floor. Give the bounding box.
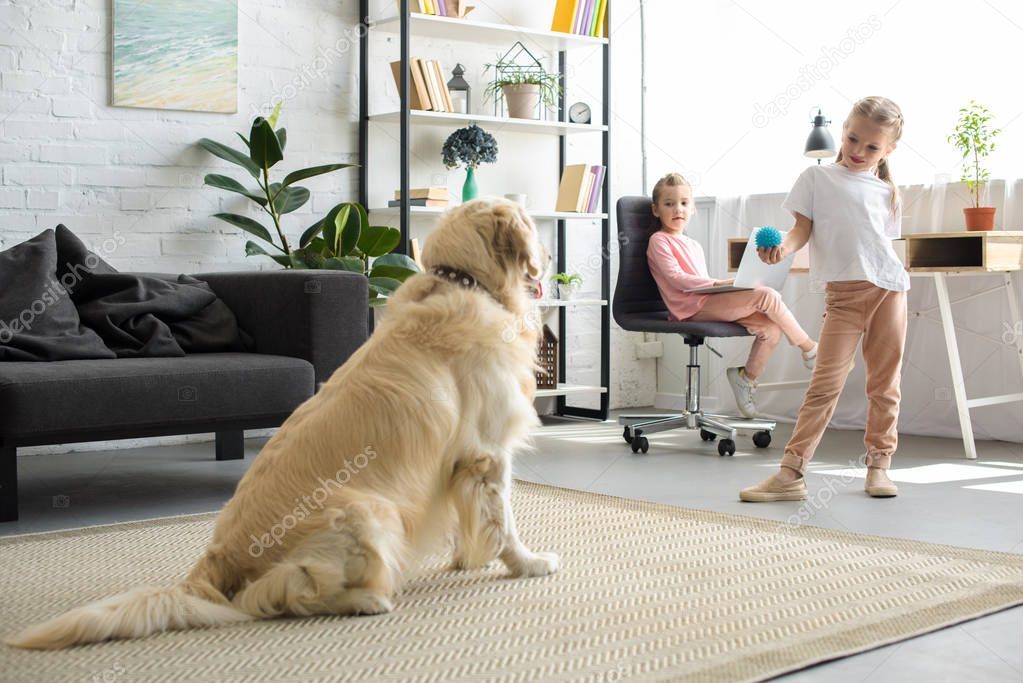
[4,415,1023,682]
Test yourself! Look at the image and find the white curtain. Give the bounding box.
[690,179,1023,444]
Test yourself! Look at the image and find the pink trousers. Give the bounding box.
[781,281,908,474]
[687,286,811,378]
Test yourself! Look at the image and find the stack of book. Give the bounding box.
[403,0,472,18]
[550,0,608,37]
[555,164,606,213]
[389,187,450,208]
[389,59,454,112]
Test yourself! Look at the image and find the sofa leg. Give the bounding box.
[1,447,17,522]
[215,430,244,461]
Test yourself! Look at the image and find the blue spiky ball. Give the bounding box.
[755,226,782,249]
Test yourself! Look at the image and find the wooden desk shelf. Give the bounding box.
[726,238,810,272]
[895,231,1023,272]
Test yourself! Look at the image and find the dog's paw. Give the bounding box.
[509,551,560,578]
[346,590,394,616]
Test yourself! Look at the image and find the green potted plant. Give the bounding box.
[948,100,1002,231]
[551,272,582,300]
[483,68,562,120]
[198,106,419,306]
[442,124,498,202]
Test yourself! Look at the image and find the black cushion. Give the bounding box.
[53,225,249,357]
[0,230,116,362]
[0,353,314,440]
[614,196,749,340]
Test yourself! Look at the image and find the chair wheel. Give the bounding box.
[700,429,717,441]
[623,426,633,444]
[718,439,736,457]
[752,431,772,448]
[630,436,649,454]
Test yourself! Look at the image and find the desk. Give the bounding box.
[895,232,1023,459]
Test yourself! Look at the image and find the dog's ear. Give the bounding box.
[489,200,540,279]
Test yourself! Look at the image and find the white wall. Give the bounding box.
[641,0,1023,199]
[0,0,360,273]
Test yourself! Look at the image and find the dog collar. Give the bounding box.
[432,265,482,292]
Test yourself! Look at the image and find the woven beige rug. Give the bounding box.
[3,482,1023,683]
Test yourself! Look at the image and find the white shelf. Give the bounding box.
[537,299,607,308]
[369,110,606,136]
[371,14,608,50]
[370,206,607,221]
[535,383,608,398]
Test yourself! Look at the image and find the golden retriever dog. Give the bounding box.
[8,198,557,650]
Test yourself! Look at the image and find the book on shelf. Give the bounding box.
[594,0,608,37]
[550,0,608,36]
[550,0,578,33]
[586,165,606,213]
[389,60,431,111]
[402,0,470,18]
[428,60,454,113]
[387,199,449,207]
[394,187,450,200]
[555,164,591,213]
[555,164,605,213]
[420,58,448,112]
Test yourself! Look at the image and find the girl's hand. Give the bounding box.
[757,246,788,265]
[714,278,735,286]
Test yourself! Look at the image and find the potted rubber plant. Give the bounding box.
[948,101,1001,231]
[198,105,419,306]
[442,123,498,202]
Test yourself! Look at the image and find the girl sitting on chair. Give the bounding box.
[645,172,817,418]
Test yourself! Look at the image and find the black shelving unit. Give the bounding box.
[358,3,610,420]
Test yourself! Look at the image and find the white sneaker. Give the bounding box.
[801,342,818,370]
[727,366,758,418]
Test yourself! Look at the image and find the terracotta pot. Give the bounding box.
[963,207,996,231]
[502,83,540,119]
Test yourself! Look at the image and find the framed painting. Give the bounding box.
[112,0,237,113]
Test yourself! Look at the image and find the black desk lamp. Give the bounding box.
[804,108,836,164]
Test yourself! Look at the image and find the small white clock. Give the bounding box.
[568,102,591,124]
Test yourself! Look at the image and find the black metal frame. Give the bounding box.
[556,10,611,421]
[358,3,611,419]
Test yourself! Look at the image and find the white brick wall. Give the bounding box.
[1,0,360,275]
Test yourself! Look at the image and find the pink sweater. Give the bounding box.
[646,230,716,320]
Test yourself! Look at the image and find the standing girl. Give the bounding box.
[646,173,818,418]
[741,96,909,501]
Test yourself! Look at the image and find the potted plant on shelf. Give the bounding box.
[948,100,1002,231]
[484,69,562,120]
[483,42,563,121]
[442,123,498,202]
[551,272,582,300]
[198,105,419,307]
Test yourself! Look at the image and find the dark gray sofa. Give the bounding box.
[0,270,368,522]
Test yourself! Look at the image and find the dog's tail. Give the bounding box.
[5,571,252,650]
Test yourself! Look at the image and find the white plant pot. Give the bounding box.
[557,283,579,300]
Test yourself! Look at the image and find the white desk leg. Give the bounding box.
[933,272,977,460]
[1005,273,1023,381]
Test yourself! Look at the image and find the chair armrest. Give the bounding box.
[194,270,368,384]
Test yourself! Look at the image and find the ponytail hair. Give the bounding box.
[835,96,904,216]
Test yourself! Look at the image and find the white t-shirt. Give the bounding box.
[782,163,910,293]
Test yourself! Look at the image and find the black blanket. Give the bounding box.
[53,225,250,358]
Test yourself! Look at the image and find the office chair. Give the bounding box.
[614,196,776,456]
